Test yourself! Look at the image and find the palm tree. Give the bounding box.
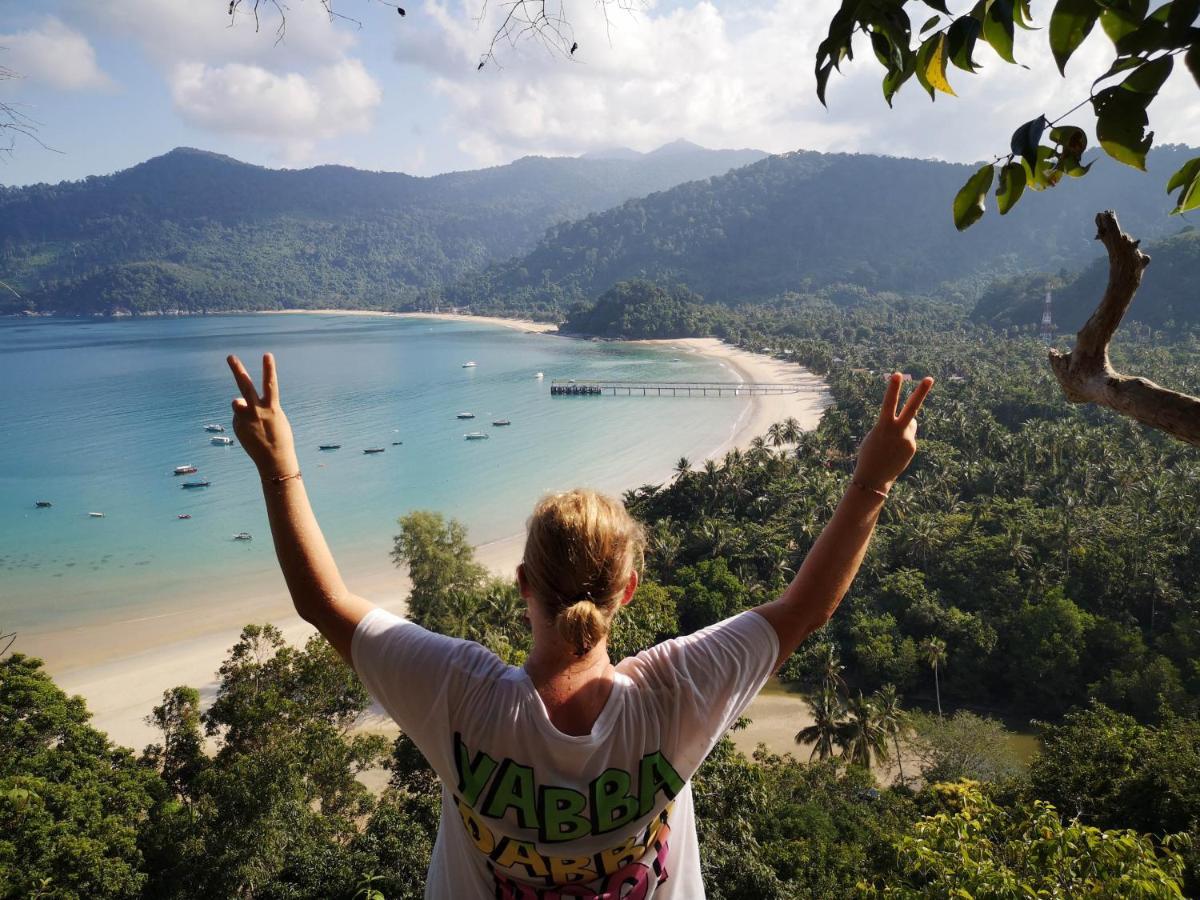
[796,687,843,761]
[782,417,802,445]
[816,643,846,695]
[873,684,910,786]
[673,457,691,483]
[767,422,786,448]
[838,693,889,771]
[921,636,947,717]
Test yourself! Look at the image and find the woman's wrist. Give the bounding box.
[258,454,300,481]
[849,476,892,501]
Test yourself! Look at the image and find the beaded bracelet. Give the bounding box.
[850,479,890,501]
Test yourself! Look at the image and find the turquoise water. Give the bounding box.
[0,315,748,633]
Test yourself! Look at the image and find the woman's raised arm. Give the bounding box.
[227,353,375,664]
[754,372,934,670]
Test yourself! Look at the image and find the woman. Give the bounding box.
[227,353,932,899]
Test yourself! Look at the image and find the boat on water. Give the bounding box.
[174,464,198,475]
[363,447,386,454]
[182,481,211,489]
[536,372,544,379]
[492,419,512,426]
[211,436,234,446]
[392,441,403,446]
[456,412,476,419]
[35,500,52,508]
[318,444,341,451]
[177,514,192,520]
[464,432,489,440]
[204,424,225,433]
[462,361,477,368]
[88,512,105,518]
[233,532,253,541]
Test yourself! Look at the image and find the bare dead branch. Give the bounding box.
[1049,210,1200,447]
[0,60,59,157]
[477,1,643,70]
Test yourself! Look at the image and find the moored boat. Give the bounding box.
[392,441,403,445]
[233,532,253,541]
[318,444,341,451]
[174,464,198,475]
[536,372,544,379]
[177,514,192,520]
[464,432,489,440]
[462,361,477,368]
[204,424,225,433]
[35,500,52,508]
[211,436,234,446]
[182,481,211,489]
[456,412,475,419]
[492,419,512,426]
[363,447,385,454]
[88,512,105,518]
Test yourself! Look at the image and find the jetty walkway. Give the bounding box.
[550,380,802,397]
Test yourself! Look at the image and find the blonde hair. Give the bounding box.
[522,489,646,657]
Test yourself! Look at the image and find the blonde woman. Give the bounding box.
[227,353,933,900]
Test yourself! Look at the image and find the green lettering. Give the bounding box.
[538,786,590,843]
[454,732,498,807]
[638,751,684,818]
[590,768,639,834]
[482,758,539,828]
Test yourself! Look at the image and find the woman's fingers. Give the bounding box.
[227,355,261,406]
[231,397,250,414]
[261,353,278,406]
[880,372,902,423]
[898,377,935,426]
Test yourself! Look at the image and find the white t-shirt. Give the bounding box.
[352,606,779,900]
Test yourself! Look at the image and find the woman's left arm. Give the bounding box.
[227,354,375,664]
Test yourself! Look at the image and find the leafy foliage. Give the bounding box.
[560,279,713,338]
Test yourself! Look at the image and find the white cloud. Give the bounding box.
[400,0,1199,167]
[0,17,113,91]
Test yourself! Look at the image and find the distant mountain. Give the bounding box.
[441,145,1197,314]
[0,143,768,315]
[973,227,1200,330]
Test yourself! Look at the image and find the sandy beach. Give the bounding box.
[263,308,560,334]
[26,318,830,752]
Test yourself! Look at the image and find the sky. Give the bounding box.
[0,0,1196,186]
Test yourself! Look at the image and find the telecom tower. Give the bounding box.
[1040,289,1054,344]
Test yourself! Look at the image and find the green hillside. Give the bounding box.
[441,145,1197,314]
[973,227,1200,331]
[0,144,765,315]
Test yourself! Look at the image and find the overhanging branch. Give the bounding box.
[1048,210,1200,447]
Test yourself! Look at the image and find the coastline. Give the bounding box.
[261,308,560,334]
[26,321,830,751]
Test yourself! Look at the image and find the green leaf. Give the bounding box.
[1120,55,1174,96]
[923,0,952,13]
[1092,54,1144,87]
[953,164,994,230]
[996,162,1027,214]
[1167,157,1200,193]
[1099,0,1148,47]
[1049,125,1087,157]
[1169,160,1200,214]
[922,32,956,95]
[1093,86,1153,169]
[983,0,1018,62]
[1064,156,1094,177]
[921,14,942,33]
[1014,0,1038,29]
[1010,115,1047,172]
[1027,145,1063,190]
[883,51,916,106]
[1049,0,1100,74]
[1167,0,1200,40]
[947,15,984,71]
[1187,44,1200,89]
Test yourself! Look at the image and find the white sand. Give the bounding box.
[262,309,559,333]
[30,331,829,751]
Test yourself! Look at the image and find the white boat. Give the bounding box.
[464,432,489,440]
[536,372,544,379]
[88,511,105,518]
[233,532,253,541]
[204,424,225,433]
[211,436,234,446]
[492,419,511,426]
[462,361,477,368]
[174,464,198,475]
[456,412,476,419]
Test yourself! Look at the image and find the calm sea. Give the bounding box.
[0,314,750,634]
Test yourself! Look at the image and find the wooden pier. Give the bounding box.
[550,380,802,397]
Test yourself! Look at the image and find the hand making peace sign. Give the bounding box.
[853,372,935,494]
[227,353,298,477]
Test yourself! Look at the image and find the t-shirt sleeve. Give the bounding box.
[625,609,779,775]
[351,607,504,771]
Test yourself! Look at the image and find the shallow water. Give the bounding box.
[0,314,749,633]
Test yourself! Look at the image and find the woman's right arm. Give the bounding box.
[228,354,375,664]
[753,373,933,671]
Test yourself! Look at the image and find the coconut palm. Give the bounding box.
[873,684,910,786]
[815,642,846,695]
[921,636,947,717]
[838,692,889,771]
[782,416,803,445]
[796,687,843,761]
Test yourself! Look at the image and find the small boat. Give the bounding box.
[492,419,512,426]
[35,500,52,508]
[182,481,211,489]
[177,514,192,520]
[174,464,198,475]
[88,512,105,518]
[363,447,385,454]
[204,424,225,433]
[318,444,341,451]
[464,432,489,440]
[233,532,253,541]
[392,441,403,446]
[462,361,477,368]
[211,436,234,446]
[536,372,544,379]
[456,412,476,419]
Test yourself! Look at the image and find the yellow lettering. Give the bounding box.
[494,838,551,879]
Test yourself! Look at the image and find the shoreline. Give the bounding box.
[259,308,561,334]
[25,320,830,751]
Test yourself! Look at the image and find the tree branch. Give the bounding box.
[1049,210,1200,447]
